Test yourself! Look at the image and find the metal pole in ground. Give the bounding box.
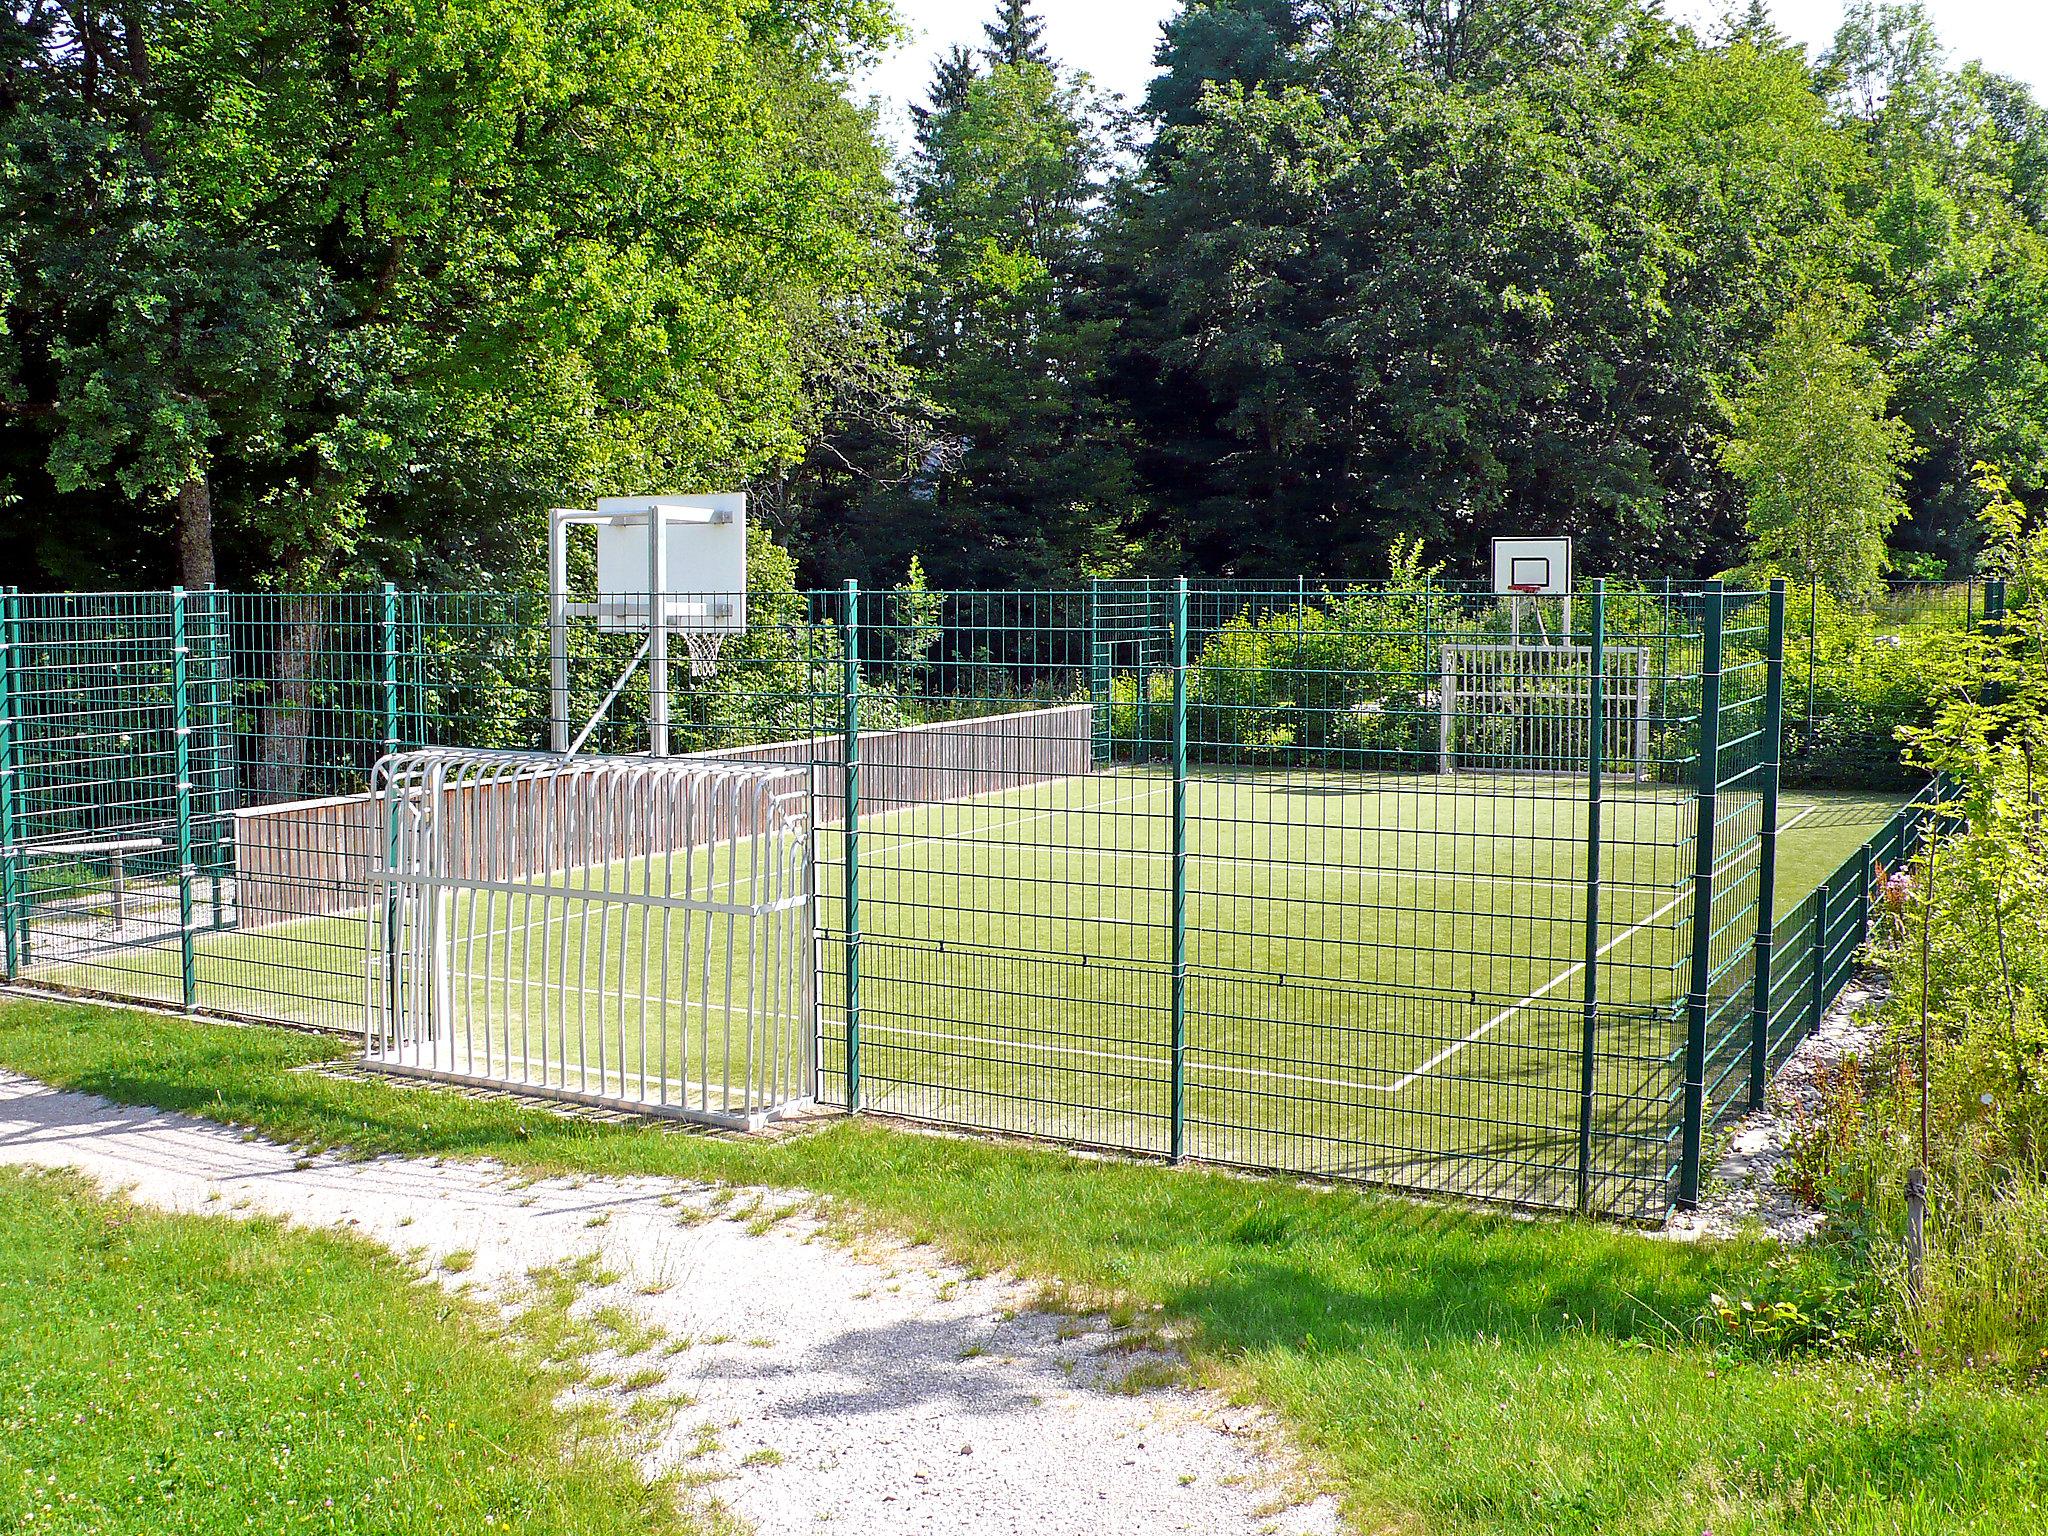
[1679,581,1724,1211]
[842,579,862,1113]
[1748,579,1788,1110]
[1575,580,1607,1215]
[1811,880,1832,1034]
[171,587,197,1009]
[1169,575,1190,1163]
[381,582,401,760]
[1089,577,1109,766]
[0,587,19,980]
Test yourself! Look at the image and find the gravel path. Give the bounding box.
[1663,972,1889,1243]
[0,1070,1340,1536]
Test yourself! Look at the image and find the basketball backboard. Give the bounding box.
[591,494,748,634]
[1491,537,1572,596]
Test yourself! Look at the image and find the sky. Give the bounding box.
[860,1,2048,141]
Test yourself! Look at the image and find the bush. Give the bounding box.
[1776,464,2048,1375]
[1779,582,1951,790]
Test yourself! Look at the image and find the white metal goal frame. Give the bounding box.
[365,748,817,1129]
[1437,643,1653,779]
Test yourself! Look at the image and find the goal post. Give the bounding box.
[367,748,816,1128]
[1438,643,1652,779]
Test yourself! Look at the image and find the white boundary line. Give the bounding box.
[1369,885,1694,1092]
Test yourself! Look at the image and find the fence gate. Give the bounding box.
[367,749,817,1128]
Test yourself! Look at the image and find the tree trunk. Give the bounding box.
[256,595,326,804]
[175,473,217,588]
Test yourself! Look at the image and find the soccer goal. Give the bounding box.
[365,748,816,1128]
[1438,642,1652,778]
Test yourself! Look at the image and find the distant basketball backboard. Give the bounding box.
[1492,537,1572,596]
[590,494,748,635]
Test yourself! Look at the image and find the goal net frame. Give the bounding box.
[366,747,816,1128]
[1437,643,1653,779]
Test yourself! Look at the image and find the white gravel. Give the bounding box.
[0,1069,1341,1536]
[1663,971,1889,1243]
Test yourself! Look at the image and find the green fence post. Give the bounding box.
[1575,580,1607,1215]
[842,578,862,1113]
[381,582,401,759]
[1812,881,1832,1033]
[1748,579,1788,1109]
[201,587,233,930]
[1856,842,1874,953]
[1169,575,1190,1163]
[0,587,20,980]
[1679,581,1724,1210]
[170,588,197,1009]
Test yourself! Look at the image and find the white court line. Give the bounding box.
[1371,885,1695,1093]
[1777,803,1818,833]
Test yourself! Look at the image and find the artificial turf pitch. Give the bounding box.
[20,768,1902,1212]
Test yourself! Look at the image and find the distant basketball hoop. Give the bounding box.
[547,494,750,756]
[1492,536,1573,646]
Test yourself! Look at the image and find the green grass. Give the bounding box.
[0,1159,697,1536]
[21,771,1907,1214]
[3,996,2045,1535]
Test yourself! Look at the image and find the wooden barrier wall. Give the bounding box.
[231,704,1093,930]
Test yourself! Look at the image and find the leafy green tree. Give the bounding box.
[1720,298,1918,598]
[1823,3,2048,573]
[1102,7,1863,576]
[983,0,1054,69]
[1144,0,1307,127]
[0,0,902,590]
[813,6,1136,586]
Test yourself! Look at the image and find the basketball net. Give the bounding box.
[683,631,728,679]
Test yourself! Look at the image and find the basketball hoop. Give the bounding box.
[1509,584,1545,596]
[683,630,728,679]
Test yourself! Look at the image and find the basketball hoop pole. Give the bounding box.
[648,498,671,757]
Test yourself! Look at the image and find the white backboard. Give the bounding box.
[1491,536,1572,596]
[592,494,747,633]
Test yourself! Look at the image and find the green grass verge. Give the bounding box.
[0,1158,696,1535]
[2,996,2044,1535]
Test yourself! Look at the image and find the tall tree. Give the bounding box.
[805,7,1134,586]
[1821,3,2048,573]
[1144,0,1307,127]
[1720,298,1918,598]
[0,0,901,590]
[982,0,1053,70]
[1099,5,1863,576]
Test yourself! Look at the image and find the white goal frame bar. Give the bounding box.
[1438,643,1652,779]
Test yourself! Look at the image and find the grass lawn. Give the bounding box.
[17,773,1907,1216]
[0,1159,696,1536]
[2,995,2043,1535]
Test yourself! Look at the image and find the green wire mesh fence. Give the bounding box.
[0,578,1981,1219]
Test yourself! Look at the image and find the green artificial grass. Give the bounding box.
[3,996,2045,1536]
[0,1159,695,1535]
[17,773,1904,1214]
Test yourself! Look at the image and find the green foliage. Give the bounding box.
[1779,581,1951,789]
[1722,299,1919,599]
[1787,463,2048,1372]
[1,1,902,587]
[1185,541,1443,764]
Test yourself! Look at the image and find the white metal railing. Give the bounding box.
[366,748,815,1127]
